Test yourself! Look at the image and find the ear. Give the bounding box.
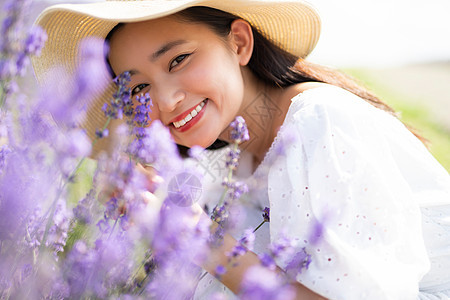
[229,19,254,66]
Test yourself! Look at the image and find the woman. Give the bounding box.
[32,0,450,299]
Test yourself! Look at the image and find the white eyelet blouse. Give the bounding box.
[194,85,450,300]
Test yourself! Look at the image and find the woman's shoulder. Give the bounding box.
[290,82,370,109]
[284,82,382,126]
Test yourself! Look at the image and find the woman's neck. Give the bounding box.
[219,68,325,167]
[219,68,290,165]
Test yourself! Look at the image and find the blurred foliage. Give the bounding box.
[67,157,97,206]
[346,68,450,172]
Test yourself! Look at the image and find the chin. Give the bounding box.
[184,136,220,149]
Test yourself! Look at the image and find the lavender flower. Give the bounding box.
[127,120,182,178]
[16,26,47,76]
[73,192,95,224]
[211,117,250,250]
[95,128,109,139]
[0,0,46,106]
[127,92,154,162]
[63,236,134,298]
[227,243,246,261]
[215,265,227,279]
[258,253,276,270]
[239,266,295,300]
[63,241,99,297]
[269,234,296,259]
[45,200,72,258]
[262,207,270,222]
[0,149,56,243]
[96,219,111,235]
[95,154,149,237]
[285,248,312,279]
[224,116,249,171]
[23,26,47,56]
[211,204,229,224]
[102,71,132,120]
[309,218,325,245]
[148,202,209,299]
[0,145,10,173]
[239,229,255,251]
[225,147,240,171]
[25,206,44,250]
[222,179,249,202]
[264,233,312,280]
[229,116,250,144]
[133,92,152,127]
[227,229,255,262]
[217,116,249,210]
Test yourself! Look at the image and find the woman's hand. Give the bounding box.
[200,222,327,299]
[136,163,163,194]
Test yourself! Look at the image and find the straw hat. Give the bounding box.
[31,0,321,156]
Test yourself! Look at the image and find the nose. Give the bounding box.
[151,80,185,113]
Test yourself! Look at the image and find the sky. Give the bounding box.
[307,0,450,67]
[31,0,450,68]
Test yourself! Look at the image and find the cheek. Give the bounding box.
[143,108,160,126]
[183,60,215,87]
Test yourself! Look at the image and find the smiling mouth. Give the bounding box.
[172,100,206,129]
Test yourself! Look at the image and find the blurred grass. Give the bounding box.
[67,157,97,207]
[345,68,450,172]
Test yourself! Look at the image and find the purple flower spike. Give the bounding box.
[240,266,295,300]
[258,253,276,270]
[229,116,250,144]
[128,120,182,177]
[225,147,240,170]
[239,229,255,251]
[215,265,226,278]
[46,200,72,258]
[269,233,296,260]
[309,218,325,245]
[227,229,255,263]
[222,180,248,201]
[0,145,11,173]
[133,92,152,127]
[262,207,270,222]
[285,248,312,279]
[23,26,47,56]
[95,128,109,139]
[73,191,98,224]
[211,204,228,224]
[103,71,132,120]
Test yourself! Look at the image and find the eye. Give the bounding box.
[169,53,190,70]
[131,83,149,96]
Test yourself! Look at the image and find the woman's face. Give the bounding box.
[108,16,248,148]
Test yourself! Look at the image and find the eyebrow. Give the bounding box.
[123,40,188,78]
[150,39,188,61]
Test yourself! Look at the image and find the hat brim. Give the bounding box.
[32,0,321,156]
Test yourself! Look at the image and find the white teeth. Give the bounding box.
[173,100,206,129]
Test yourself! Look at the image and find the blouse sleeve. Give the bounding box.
[266,85,447,299]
